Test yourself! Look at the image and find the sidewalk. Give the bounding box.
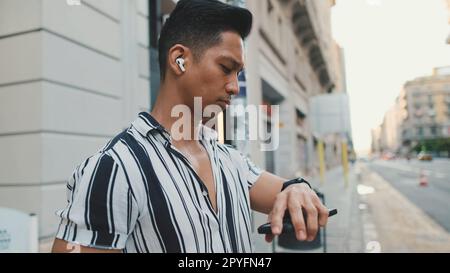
[254,160,450,253]
[311,164,365,253]
[252,164,366,253]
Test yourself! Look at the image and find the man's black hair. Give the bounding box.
[158,0,253,80]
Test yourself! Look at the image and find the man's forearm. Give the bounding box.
[249,172,285,214]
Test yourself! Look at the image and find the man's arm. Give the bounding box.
[249,171,285,214]
[53,153,139,252]
[249,171,329,242]
[51,238,122,253]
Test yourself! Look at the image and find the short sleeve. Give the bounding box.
[223,145,263,189]
[55,152,139,250]
[240,152,263,189]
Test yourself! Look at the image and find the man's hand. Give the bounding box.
[265,183,329,243]
[51,238,122,253]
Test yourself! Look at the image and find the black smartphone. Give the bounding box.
[257,208,337,234]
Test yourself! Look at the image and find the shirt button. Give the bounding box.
[202,191,208,196]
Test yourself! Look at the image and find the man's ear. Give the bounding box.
[168,44,191,76]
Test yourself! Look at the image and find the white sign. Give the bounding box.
[0,207,38,253]
[310,93,352,136]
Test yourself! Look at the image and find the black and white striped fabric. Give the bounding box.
[55,112,263,253]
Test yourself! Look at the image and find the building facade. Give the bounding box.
[244,0,347,177]
[401,67,450,151]
[371,125,382,155]
[0,0,151,250]
[373,67,450,156]
[240,0,345,251]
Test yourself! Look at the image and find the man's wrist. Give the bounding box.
[281,177,312,192]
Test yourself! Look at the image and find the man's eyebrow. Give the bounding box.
[222,56,244,71]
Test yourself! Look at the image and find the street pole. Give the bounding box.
[318,139,325,185]
[342,140,349,188]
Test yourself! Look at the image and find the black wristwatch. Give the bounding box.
[281,177,312,191]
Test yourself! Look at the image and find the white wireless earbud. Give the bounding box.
[175,58,186,72]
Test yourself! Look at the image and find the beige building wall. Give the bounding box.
[395,88,409,154]
[381,105,400,152]
[331,41,347,93]
[0,0,150,249]
[371,125,382,154]
[322,41,348,168]
[378,94,408,154]
[400,67,450,149]
[245,0,339,175]
[244,0,339,251]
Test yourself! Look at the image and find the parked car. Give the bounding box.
[417,151,433,161]
[382,152,396,160]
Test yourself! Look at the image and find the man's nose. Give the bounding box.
[226,78,239,96]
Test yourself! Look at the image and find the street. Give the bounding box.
[367,159,450,232]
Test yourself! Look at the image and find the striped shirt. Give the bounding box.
[55,112,263,253]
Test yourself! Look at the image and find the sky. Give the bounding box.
[331,0,450,155]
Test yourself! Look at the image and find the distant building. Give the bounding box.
[400,67,450,151]
[373,67,450,156]
[371,125,382,155]
[380,105,401,152]
[371,104,400,155]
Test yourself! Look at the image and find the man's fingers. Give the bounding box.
[318,204,329,227]
[270,194,287,235]
[287,194,307,241]
[267,185,331,243]
[304,202,319,242]
[311,192,329,227]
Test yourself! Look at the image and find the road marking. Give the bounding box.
[366,241,382,253]
[373,161,415,173]
[373,161,447,179]
[357,184,375,195]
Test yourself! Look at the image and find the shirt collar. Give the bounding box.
[132,112,218,143]
[199,124,219,142]
[132,112,170,139]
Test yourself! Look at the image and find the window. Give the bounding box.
[431,126,437,136]
[417,127,424,136]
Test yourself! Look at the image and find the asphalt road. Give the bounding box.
[367,159,450,232]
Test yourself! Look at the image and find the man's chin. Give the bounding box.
[215,100,230,110]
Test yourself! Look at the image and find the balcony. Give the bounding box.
[288,0,334,92]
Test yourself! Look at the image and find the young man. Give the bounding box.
[52,0,329,253]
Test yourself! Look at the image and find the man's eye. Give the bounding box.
[220,65,232,75]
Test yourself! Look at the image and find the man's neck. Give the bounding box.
[150,86,201,146]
